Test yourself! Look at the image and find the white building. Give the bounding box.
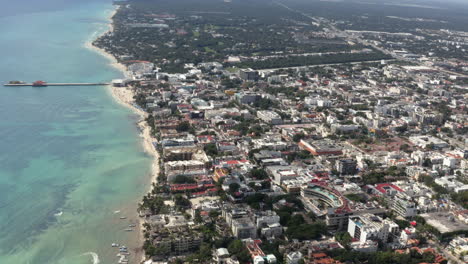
[399,227,417,246]
[435,176,468,193]
[256,212,281,228]
[214,248,241,264]
[448,237,468,257]
[231,217,257,239]
[257,110,283,125]
[265,165,302,185]
[261,223,283,238]
[443,157,458,169]
[392,193,418,218]
[253,256,265,264]
[409,135,449,149]
[284,252,303,264]
[349,240,379,253]
[348,214,399,245]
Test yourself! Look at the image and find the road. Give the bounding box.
[274,1,468,78]
[257,59,396,72]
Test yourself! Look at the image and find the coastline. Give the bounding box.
[86,5,159,263]
[84,7,127,74]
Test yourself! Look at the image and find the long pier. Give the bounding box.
[4,83,110,87]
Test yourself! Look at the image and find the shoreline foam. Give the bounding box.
[86,5,160,263]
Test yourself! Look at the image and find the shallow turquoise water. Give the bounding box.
[0,1,151,263]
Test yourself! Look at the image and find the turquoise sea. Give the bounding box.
[0,0,152,263]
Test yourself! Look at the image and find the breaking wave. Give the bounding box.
[81,252,100,264]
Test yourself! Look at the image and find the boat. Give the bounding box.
[128,224,136,227]
[32,80,47,87]
[54,210,63,217]
[112,243,119,247]
[124,228,133,232]
[8,80,25,84]
[119,216,127,219]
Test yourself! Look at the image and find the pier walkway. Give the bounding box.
[4,83,110,87]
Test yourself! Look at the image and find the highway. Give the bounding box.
[275,1,468,78]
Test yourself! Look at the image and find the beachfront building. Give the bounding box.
[151,226,203,256]
[162,145,212,182]
[164,160,208,182]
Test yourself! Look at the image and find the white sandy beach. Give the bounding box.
[84,8,127,75]
[85,6,160,264]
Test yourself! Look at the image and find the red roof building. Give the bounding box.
[375,183,403,195]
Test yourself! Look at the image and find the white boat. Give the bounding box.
[112,243,119,247]
[119,216,127,219]
[54,210,63,217]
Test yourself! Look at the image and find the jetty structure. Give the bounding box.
[4,80,110,87]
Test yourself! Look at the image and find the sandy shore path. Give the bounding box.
[84,7,127,74]
[85,5,160,264]
[110,86,160,264]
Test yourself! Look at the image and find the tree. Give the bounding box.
[176,121,191,132]
[186,243,213,263]
[399,143,411,152]
[250,168,269,180]
[229,183,240,194]
[173,175,196,184]
[394,219,410,229]
[425,143,435,150]
[141,195,168,215]
[254,98,277,110]
[345,193,366,203]
[134,93,147,108]
[451,191,468,209]
[194,209,203,223]
[285,221,327,241]
[293,133,305,142]
[422,159,432,168]
[335,231,352,248]
[362,171,386,185]
[228,240,250,263]
[174,194,191,208]
[209,210,220,219]
[297,150,312,159]
[204,143,218,157]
